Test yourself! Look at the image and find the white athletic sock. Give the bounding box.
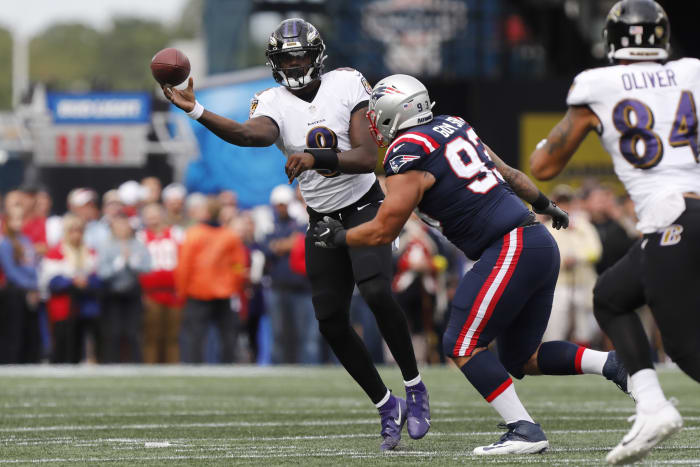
[375,389,391,408]
[580,349,608,375]
[630,369,667,411]
[488,382,535,425]
[404,374,422,387]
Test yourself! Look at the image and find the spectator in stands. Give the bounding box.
[185,192,209,227]
[97,212,150,363]
[176,198,247,363]
[40,214,102,363]
[91,190,123,251]
[67,188,102,250]
[41,189,64,249]
[0,206,41,363]
[542,185,602,347]
[162,183,188,228]
[218,190,238,212]
[263,185,319,364]
[141,177,162,204]
[392,215,444,364]
[118,181,145,230]
[231,210,266,363]
[584,185,637,274]
[138,203,184,364]
[20,185,48,257]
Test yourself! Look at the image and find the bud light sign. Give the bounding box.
[35,92,151,166]
[47,92,151,124]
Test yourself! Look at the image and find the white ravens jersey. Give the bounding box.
[250,68,375,213]
[568,58,700,233]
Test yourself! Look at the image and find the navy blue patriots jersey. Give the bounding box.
[383,115,532,260]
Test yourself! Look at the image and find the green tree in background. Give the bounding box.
[95,18,174,90]
[29,24,102,91]
[0,28,13,108]
[25,0,201,93]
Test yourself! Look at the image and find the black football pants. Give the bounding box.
[594,199,700,382]
[306,181,419,404]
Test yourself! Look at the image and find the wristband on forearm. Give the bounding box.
[531,191,551,211]
[305,148,339,171]
[186,101,204,120]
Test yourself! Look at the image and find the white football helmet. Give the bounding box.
[366,74,435,147]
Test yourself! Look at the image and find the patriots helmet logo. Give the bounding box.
[389,154,420,174]
[372,85,404,100]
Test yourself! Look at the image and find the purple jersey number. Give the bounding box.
[612,91,699,169]
[612,99,663,169]
[668,90,699,162]
[306,126,341,178]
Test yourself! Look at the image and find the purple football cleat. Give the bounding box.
[378,394,407,451]
[406,381,431,439]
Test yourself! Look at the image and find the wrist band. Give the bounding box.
[532,191,551,211]
[186,101,204,120]
[305,148,339,171]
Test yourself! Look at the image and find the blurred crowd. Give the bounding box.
[538,181,666,360]
[0,176,667,365]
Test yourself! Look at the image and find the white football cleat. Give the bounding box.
[606,400,683,465]
[473,421,549,455]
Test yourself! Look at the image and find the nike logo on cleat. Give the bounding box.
[394,404,402,425]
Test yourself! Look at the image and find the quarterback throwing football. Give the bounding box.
[163,18,429,451]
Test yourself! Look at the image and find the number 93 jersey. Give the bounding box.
[250,68,376,213]
[567,58,700,233]
[383,115,532,261]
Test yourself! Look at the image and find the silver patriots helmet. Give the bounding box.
[366,74,435,147]
[604,0,670,62]
[265,18,326,89]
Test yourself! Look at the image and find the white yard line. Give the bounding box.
[4,410,700,422]
[1,420,698,435]
[0,451,698,465]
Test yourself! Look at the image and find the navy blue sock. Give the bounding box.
[460,350,512,401]
[537,341,584,375]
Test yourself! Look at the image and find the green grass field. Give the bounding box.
[0,365,698,465]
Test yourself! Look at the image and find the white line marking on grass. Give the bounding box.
[1,452,699,465]
[5,409,700,423]
[143,441,172,448]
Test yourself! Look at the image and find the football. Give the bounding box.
[150,48,190,86]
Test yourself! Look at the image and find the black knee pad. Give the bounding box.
[357,276,393,309]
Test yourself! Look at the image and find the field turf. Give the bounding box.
[0,365,698,465]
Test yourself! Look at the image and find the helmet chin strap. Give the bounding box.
[279,64,317,89]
